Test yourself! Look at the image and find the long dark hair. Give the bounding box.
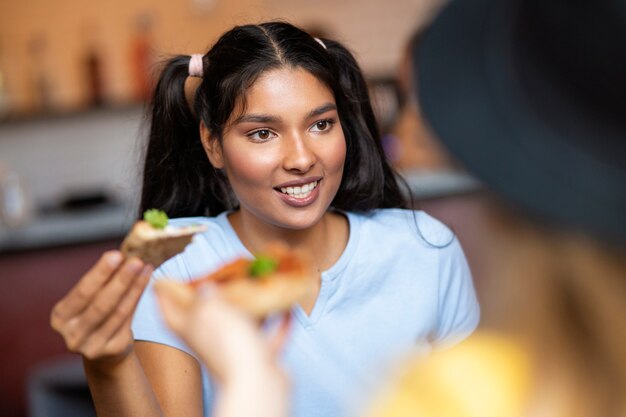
[139,21,407,218]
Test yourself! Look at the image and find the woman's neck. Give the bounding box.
[228,210,349,273]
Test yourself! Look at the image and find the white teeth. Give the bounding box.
[279,181,318,198]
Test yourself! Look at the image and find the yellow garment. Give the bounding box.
[367,332,532,417]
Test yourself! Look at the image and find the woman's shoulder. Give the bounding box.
[366,332,533,417]
[349,208,455,248]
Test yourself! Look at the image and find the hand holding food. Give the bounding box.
[154,243,305,417]
[156,279,291,417]
[51,209,204,365]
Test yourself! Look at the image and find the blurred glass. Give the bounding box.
[0,165,32,228]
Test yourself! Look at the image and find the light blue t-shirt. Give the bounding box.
[132,208,479,417]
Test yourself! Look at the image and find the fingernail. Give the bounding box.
[126,259,144,274]
[107,252,123,267]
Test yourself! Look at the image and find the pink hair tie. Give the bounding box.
[189,54,204,78]
[314,37,327,50]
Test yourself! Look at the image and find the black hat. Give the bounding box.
[414,0,626,243]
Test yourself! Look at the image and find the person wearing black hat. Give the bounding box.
[362,0,625,415]
[152,0,626,415]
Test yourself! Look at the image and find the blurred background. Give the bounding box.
[0,0,486,416]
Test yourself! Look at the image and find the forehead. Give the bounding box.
[239,67,335,115]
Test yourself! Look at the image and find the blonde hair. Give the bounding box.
[483,197,626,415]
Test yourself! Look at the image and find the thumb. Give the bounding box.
[154,281,195,333]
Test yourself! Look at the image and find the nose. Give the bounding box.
[282,134,316,173]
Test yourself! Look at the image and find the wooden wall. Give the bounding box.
[0,0,442,115]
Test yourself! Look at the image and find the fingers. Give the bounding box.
[156,283,224,342]
[267,313,292,359]
[52,251,124,322]
[51,251,153,360]
[74,259,147,340]
[79,264,153,359]
[155,281,191,334]
[156,288,290,387]
[158,284,293,360]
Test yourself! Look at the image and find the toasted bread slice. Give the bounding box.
[120,220,206,267]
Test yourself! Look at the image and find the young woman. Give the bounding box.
[159,2,626,416]
[50,22,479,417]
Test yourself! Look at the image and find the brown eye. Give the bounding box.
[248,129,276,142]
[311,119,334,133]
[316,121,328,131]
[247,128,276,142]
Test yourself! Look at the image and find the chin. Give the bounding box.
[270,208,328,231]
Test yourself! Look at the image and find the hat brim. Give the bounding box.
[415,0,626,243]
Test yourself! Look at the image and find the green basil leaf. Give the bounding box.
[143,209,169,229]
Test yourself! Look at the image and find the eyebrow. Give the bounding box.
[233,114,281,124]
[306,103,337,119]
[232,103,337,125]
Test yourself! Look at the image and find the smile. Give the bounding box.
[279,181,318,199]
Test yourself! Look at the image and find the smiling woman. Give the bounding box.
[50,21,479,417]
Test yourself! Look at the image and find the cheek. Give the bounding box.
[222,145,275,186]
[326,135,347,174]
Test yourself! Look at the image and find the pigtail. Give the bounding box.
[139,55,230,218]
[323,40,407,211]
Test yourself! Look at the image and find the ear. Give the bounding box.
[200,122,224,169]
